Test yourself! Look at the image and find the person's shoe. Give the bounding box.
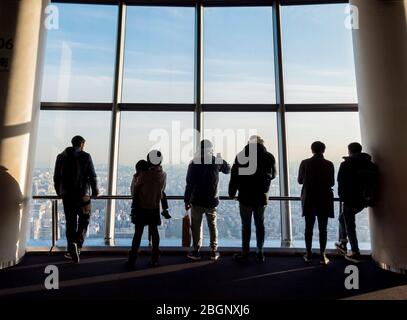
[320,253,330,266]
[69,242,80,263]
[125,259,136,270]
[233,253,249,263]
[187,250,201,261]
[150,250,161,266]
[126,250,137,269]
[149,259,160,267]
[64,249,80,260]
[256,252,265,264]
[303,252,313,263]
[335,241,348,255]
[210,250,221,261]
[345,251,361,263]
[161,209,172,219]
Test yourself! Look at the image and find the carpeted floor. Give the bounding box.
[0,252,406,301]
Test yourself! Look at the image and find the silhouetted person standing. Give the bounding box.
[184,140,230,261]
[335,142,378,262]
[298,141,334,265]
[127,150,166,268]
[54,135,99,263]
[229,135,276,263]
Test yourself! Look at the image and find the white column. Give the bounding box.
[0,0,49,269]
[350,0,407,272]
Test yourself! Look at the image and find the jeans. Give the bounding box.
[304,215,328,253]
[191,205,218,251]
[239,204,266,254]
[338,205,360,253]
[63,196,91,249]
[130,224,160,261]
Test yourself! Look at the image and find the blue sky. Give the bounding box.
[37,3,360,167]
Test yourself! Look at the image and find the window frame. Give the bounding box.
[36,0,359,249]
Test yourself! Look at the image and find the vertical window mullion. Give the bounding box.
[105,1,126,246]
[273,0,292,248]
[194,2,203,151]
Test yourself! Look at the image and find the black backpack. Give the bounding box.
[356,162,379,208]
[61,150,82,194]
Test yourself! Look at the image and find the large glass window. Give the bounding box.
[29,111,111,246]
[281,4,357,103]
[286,112,370,249]
[31,2,365,250]
[41,4,118,102]
[200,201,281,248]
[203,112,280,197]
[115,112,193,243]
[204,7,276,104]
[33,111,110,195]
[202,112,282,246]
[122,7,195,103]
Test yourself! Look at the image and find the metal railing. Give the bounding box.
[32,195,342,252]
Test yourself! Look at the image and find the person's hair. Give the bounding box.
[135,159,149,172]
[200,139,213,150]
[348,142,362,154]
[147,150,163,166]
[249,135,264,145]
[71,135,85,147]
[311,141,326,154]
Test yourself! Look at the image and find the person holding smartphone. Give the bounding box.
[184,140,230,261]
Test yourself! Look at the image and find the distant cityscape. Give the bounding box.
[29,164,371,249]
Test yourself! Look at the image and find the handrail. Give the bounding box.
[32,195,343,251]
[32,195,342,201]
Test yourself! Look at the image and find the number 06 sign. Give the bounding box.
[0,37,13,72]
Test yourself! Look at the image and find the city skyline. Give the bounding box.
[29,163,371,250]
[29,3,368,249]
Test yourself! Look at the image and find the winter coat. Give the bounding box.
[53,147,99,198]
[298,154,335,218]
[184,151,231,208]
[132,165,166,210]
[337,152,376,210]
[228,143,276,207]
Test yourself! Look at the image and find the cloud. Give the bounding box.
[46,39,114,54]
[285,84,357,104]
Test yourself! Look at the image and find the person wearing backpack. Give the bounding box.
[53,135,99,263]
[335,142,378,262]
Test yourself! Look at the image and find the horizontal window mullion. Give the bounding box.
[40,102,113,111]
[285,103,358,112]
[119,103,196,112]
[281,0,349,6]
[202,104,278,112]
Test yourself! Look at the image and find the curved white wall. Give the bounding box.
[350,0,407,272]
[0,0,49,269]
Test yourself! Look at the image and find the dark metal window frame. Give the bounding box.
[40,0,356,247]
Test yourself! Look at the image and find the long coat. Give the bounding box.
[298,154,335,218]
[229,143,277,207]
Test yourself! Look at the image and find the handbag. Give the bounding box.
[182,210,191,248]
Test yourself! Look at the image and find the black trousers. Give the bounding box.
[130,224,160,261]
[304,215,328,253]
[62,196,91,249]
